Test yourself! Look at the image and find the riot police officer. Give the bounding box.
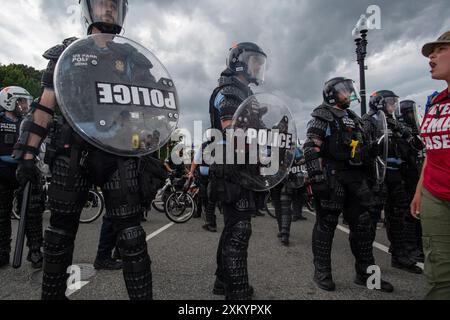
[397,100,425,262]
[363,91,423,274]
[0,86,44,269]
[271,149,307,246]
[13,0,154,300]
[304,77,393,292]
[208,42,267,300]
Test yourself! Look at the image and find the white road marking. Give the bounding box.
[305,210,424,270]
[66,222,175,298]
[146,223,175,242]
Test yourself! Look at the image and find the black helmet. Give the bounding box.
[227,42,267,86]
[323,77,360,109]
[79,0,128,35]
[369,90,399,115]
[397,100,419,126]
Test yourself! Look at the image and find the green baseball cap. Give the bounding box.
[422,30,450,57]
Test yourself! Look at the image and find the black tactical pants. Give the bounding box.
[215,189,254,300]
[41,143,152,300]
[271,183,292,237]
[313,169,376,277]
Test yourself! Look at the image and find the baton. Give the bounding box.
[12,182,31,269]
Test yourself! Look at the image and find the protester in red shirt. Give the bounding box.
[411,30,450,300]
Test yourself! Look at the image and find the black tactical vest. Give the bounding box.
[0,113,21,157]
[320,107,365,166]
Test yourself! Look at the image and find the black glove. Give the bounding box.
[16,159,40,186]
[387,117,403,135]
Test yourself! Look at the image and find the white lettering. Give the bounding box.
[432,135,442,149]
[113,85,131,104]
[165,92,177,110]
[97,83,113,103]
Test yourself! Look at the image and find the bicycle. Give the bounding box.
[151,173,186,213]
[12,177,105,224]
[164,177,196,224]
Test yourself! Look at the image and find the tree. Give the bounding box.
[0,63,43,98]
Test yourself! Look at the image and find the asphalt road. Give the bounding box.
[0,207,425,300]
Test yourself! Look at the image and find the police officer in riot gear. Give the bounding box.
[0,87,44,269]
[13,0,154,300]
[363,91,423,274]
[208,42,267,300]
[304,77,393,292]
[397,100,425,263]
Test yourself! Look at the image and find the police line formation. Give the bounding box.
[0,0,449,300]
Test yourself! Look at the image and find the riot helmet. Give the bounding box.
[227,42,267,86]
[323,77,360,109]
[397,100,420,127]
[0,86,33,115]
[369,90,399,116]
[80,0,128,34]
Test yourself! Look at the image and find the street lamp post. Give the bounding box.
[352,15,369,116]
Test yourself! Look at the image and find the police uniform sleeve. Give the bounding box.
[218,85,248,122]
[41,37,78,89]
[303,107,331,182]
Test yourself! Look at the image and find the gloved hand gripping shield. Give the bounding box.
[229,93,297,191]
[54,34,180,157]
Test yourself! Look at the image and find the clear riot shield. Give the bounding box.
[54,34,180,157]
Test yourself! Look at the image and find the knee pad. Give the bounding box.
[43,228,75,273]
[117,226,152,300]
[117,226,149,263]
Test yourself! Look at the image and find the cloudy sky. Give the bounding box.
[1,0,449,140]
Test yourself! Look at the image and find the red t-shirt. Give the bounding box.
[420,89,450,201]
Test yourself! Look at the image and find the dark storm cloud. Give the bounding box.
[3,0,449,138]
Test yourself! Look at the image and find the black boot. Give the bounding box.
[202,224,218,233]
[409,249,425,263]
[392,255,423,274]
[27,248,43,269]
[313,270,336,291]
[354,273,394,293]
[94,256,123,270]
[281,234,289,246]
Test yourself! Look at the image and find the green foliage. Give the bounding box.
[0,63,43,98]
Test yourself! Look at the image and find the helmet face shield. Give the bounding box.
[81,0,128,33]
[239,51,267,85]
[384,97,399,115]
[334,80,360,108]
[0,87,32,112]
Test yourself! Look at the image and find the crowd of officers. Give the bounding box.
[0,79,426,299]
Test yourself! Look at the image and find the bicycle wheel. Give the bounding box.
[264,193,277,219]
[165,191,195,224]
[79,190,105,224]
[152,199,166,213]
